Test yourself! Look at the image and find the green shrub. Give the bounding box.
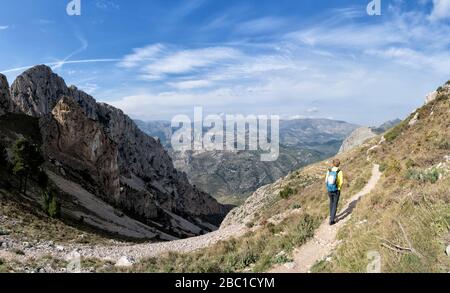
[385,127,401,142]
[273,253,292,264]
[381,159,402,174]
[379,162,387,172]
[245,221,255,228]
[405,159,416,169]
[292,204,301,209]
[291,214,317,246]
[41,190,60,218]
[48,196,60,218]
[436,138,450,150]
[384,119,409,142]
[280,186,295,199]
[405,167,442,184]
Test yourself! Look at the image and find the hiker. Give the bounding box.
[326,159,343,225]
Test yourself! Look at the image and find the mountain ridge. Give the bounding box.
[1,65,229,240]
[137,118,358,203]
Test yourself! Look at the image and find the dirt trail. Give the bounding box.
[270,163,381,273]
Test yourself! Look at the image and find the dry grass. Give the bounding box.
[312,92,450,273]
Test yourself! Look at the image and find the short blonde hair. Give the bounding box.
[332,159,341,167]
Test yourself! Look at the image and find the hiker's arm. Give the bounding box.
[338,171,344,190]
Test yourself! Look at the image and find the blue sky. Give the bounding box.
[0,0,450,125]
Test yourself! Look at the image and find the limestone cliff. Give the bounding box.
[7,65,228,238]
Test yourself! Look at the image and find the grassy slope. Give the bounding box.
[312,91,450,272]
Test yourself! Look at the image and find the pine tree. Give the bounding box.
[12,138,44,193]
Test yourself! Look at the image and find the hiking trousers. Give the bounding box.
[328,190,340,223]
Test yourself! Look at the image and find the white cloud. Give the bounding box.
[79,82,99,95]
[168,80,212,90]
[144,47,240,76]
[107,5,450,125]
[287,24,408,49]
[365,47,450,73]
[429,0,450,21]
[306,107,319,113]
[0,25,9,30]
[119,45,242,80]
[118,44,164,68]
[236,17,288,34]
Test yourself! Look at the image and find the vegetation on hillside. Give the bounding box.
[312,90,450,273]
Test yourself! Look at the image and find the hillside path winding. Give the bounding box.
[270,163,381,273]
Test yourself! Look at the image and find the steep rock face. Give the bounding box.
[11,65,227,237]
[96,102,225,219]
[40,96,121,203]
[0,74,11,115]
[338,127,377,154]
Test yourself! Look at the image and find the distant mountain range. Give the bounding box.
[136,118,359,204]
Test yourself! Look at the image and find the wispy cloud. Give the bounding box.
[0,25,9,30]
[0,59,120,74]
[118,44,165,68]
[51,33,89,70]
[119,45,242,80]
[109,3,450,124]
[171,0,206,19]
[235,17,288,35]
[168,80,213,90]
[429,0,450,21]
[144,47,240,76]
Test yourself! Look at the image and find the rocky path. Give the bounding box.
[270,163,382,273]
[75,223,246,261]
[1,223,247,268]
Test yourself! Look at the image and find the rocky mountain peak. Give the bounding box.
[10,65,68,117]
[6,65,228,238]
